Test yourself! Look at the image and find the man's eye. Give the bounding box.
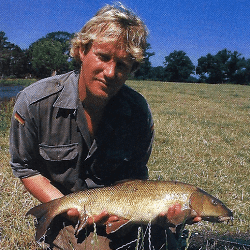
[98,54,110,62]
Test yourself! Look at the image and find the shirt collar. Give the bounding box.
[53,71,79,109]
[53,71,132,118]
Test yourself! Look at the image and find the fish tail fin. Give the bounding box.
[26,200,59,241]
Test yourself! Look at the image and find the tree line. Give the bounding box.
[1,31,250,85]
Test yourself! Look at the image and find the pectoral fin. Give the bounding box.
[105,218,130,234]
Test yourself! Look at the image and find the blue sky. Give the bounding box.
[1,0,250,66]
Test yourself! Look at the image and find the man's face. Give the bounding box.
[79,40,134,101]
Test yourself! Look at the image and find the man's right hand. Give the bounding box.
[66,209,121,226]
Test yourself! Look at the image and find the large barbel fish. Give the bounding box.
[26,180,233,240]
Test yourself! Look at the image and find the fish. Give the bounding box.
[26,180,233,241]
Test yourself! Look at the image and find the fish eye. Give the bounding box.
[211,199,218,206]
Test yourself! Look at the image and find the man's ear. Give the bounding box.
[79,46,85,62]
[79,42,92,61]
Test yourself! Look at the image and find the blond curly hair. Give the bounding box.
[70,3,148,63]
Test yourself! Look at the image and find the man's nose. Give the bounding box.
[104,61,116,79]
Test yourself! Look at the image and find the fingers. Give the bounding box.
[63,208,80,223]
[160,203,202,226]
[67,208,80,217]
[87,211,121,226]
[193,216,202,222]
[186,216,202,225]
[163,203,182,221]
[87,211,110,225]
[106,215,120,223]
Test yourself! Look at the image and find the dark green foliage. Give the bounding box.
[30,39,68,78]
[151,66,165,81]
[0,31,75,79]
[29,31,75,78]
[134,43,155,80]
[196,49,248,84]
[0,32,29,78]
[163,50,195,82]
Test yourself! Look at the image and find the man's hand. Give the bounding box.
[66,203,202,228]
[65,208,80,224]
[160,203,202,226]
[65,208,120,226]
[87,211,120,225]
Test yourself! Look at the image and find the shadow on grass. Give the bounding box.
[188,231,250,250]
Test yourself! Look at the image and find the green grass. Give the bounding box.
[0,81,249,249]
[0,79,36,87]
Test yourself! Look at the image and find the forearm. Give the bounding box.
[21,174,64,203]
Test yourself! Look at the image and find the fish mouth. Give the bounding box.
[202,216,233,223]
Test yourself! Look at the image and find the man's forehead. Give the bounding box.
[92,40,132,59]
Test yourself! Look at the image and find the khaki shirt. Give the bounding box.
[10,71,154,194]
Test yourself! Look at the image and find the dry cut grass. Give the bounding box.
[128,80,250,246]
[1,81,250,249]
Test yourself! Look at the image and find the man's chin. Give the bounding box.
[88,86,120,102]
[90,91,113,104]
[96,88,118,100]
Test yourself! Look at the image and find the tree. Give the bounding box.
[43,31,74,55]
[196,49,246,84]
[7,43,26,77]
[29,31,76,77]
[0,31,11,77]
[0,31,27,77]
[30,39,68,78]
[227,51,246,84]
[134,43,155,80]
[235,58,250,85]
[151,66,165,81]
[164,50,195,82]
[0,31,9,49]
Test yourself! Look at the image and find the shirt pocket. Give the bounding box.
[39,143,78,161]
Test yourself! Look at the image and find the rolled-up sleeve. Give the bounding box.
[9,91,40,178]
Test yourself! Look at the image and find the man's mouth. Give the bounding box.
[94,78,108,86]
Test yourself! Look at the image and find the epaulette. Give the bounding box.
[21,72,74,105]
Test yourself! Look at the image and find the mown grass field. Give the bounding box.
[0,79,249,249]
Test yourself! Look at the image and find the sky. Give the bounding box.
[1,0,250,67]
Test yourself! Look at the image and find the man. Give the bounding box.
[10,3,200,249]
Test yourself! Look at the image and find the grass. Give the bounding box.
[0,80,249,249]
[0,79,37,87]
[127,81,250,248]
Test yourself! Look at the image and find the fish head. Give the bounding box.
[189,189,233,223]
